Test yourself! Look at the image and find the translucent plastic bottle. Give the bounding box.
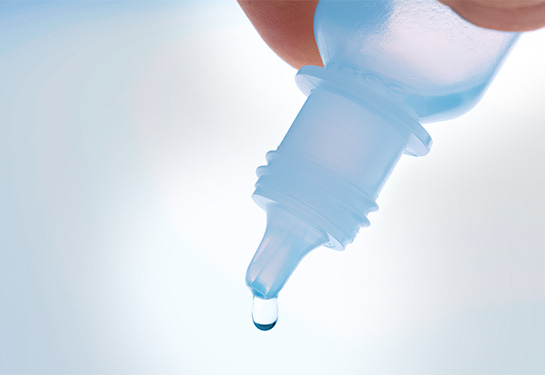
[246,0,519,314]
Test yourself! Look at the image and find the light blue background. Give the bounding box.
[1,1,544,373]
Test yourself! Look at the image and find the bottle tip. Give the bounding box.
[246,205,327,300]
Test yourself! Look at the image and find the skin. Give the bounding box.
[238,0,545,69]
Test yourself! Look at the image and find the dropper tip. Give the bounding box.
[245,205,327,300]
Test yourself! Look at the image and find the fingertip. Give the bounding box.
[237,0,322,69]
[439,0,545,32]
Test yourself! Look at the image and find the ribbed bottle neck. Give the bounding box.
[253,85,425,249]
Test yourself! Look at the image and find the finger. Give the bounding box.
[440,0,545,31]
[237,0,322,69]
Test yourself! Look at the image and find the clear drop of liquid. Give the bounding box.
[252,296,278,331]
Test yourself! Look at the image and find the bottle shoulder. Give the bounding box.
[314,0,519,120]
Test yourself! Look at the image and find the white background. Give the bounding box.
[1,1,544,373]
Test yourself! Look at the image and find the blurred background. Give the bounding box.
[1,1,544,373]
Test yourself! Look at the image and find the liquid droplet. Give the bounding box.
[252,296,278,331]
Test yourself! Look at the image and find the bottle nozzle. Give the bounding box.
[245,205,327,300]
